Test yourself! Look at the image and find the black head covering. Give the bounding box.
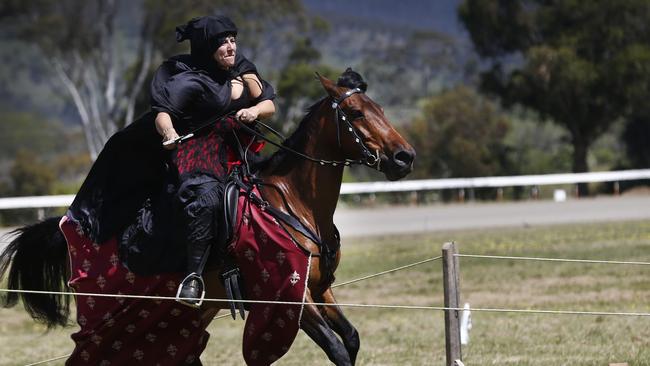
[176,15,238,75]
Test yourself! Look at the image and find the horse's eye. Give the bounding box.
[348,111,364,120]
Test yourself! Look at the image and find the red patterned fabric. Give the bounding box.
[59,216,209,366]
[173,121,231,176]
[231,186,311,365]
[173,117,265,176]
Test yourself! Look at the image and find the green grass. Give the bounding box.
[1,220,650,365]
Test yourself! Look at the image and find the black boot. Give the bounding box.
[176,240,212,307]
[177,273,205,307]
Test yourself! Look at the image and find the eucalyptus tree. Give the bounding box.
[459,0,650,195]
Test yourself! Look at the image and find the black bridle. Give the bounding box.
[235,87,381,170]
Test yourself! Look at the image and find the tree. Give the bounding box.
[458,0,650,195]
[623,114,650,169]
[0,0,304,159]
[404,86,510,180]
[358,29,465,122]
[275,37,339,133]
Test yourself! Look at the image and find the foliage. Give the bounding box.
[404,86,510,180]
[358,29,466,122]
[0,108,68,157]
[458,0,650,195]
[503,111,573,175]
[274,37,339,134]
[623,115,650,169]
[9,150,55,196]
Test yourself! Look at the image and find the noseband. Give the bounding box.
[331,88,381,170]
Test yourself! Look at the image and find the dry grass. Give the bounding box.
[1,220,649,365]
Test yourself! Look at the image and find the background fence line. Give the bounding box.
[1,169,649,210]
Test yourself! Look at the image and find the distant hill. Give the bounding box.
[302,0,466,37]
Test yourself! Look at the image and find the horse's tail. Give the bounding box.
[0,217,70,328]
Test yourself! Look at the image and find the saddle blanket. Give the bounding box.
[59,183,311,365]
[60,216,209,365]
[231,186,312,365]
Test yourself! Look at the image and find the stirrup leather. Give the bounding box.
[176,272,206,307]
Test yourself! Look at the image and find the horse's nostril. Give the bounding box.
[394,150,414,166]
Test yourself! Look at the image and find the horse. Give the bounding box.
[0,71,415,365]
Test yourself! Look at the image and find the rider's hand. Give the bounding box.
[235,106,259,124]
[162,128,180,150]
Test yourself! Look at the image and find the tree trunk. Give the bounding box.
[572,138,590,197]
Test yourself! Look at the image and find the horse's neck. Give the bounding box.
[260,103,344,235]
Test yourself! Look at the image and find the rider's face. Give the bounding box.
[214,36,237,69]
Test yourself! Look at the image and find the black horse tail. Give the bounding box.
[0,217,70,328]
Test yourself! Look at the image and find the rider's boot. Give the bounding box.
[176,240,212,307]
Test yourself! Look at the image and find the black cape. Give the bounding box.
[67,54,275,247]
[67,112,166,245]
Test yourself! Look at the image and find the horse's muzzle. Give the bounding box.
[383,148,415,181]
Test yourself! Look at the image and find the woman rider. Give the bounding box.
[66,15,276,307]
[149,15,275,306]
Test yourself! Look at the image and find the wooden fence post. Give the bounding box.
[442,242,462,366]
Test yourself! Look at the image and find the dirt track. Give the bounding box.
[333,195,650,237]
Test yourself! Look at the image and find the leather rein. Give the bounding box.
[235,87,381,171]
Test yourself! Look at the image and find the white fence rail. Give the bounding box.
[340,169,650,194]
[0,169,648,210]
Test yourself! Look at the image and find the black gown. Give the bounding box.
[67,53,275,275]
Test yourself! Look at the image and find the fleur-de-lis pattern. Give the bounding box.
[60,216,208,365]
[232,187,311,365]
[62,184,311,365]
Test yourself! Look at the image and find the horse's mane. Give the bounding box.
[251,98,325,174]
[251,68,368,174]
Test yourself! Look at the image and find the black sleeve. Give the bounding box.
[150,61,202,120]
[233,55,276,103]
[254,78,276,103]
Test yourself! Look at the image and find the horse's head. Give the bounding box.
[318,70,415,181]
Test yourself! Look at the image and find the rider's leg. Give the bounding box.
[175,176,224,307]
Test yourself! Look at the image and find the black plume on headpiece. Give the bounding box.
[175,15,238,74]
[337,68,368,92]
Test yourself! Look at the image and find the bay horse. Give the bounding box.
[0,71,415,365]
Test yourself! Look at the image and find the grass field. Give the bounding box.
[1,219,650,365]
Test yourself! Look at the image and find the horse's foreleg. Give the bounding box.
[318,288,360,365]
[301,293,352,366]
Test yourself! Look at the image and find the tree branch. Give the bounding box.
[52,58,100,159]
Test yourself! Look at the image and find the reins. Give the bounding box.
[170,87,381,171]
[236,88,382,170]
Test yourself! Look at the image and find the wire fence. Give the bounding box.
[2,251,648,315]
[455,253,650,266]
[4,249,650,365]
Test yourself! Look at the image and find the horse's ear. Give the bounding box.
[316,72,341,99]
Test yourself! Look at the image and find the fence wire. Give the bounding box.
[455,253,650,266]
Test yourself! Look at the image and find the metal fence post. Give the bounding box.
[442,242,462,365]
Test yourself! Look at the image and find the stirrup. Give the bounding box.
[176,272,206,308]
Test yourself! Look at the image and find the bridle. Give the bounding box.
[235,87,382,171]
[331,87,381,170]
